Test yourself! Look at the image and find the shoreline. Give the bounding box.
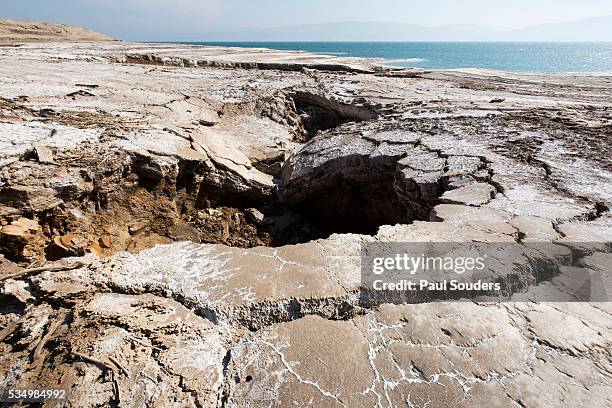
[4,39,612,76]
[148,40,612,74]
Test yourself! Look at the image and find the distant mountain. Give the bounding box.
[0,19,113,44]
[196,16,612,42]
[509,15,612,42]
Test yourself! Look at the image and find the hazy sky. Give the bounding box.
[2,0,612,40]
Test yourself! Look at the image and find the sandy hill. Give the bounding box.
[0,18,113,43]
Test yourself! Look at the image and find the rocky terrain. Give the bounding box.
[0,37,610,407]
[0,19,113,45]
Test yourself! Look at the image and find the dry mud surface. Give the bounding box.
[0,41,611,407]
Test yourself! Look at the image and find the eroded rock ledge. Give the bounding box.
[0,41,611,407]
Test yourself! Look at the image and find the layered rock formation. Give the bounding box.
[0,40,610,407]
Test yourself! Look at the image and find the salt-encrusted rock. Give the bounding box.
[0,36,610,407]
[509,215,561,241]
[440,182,496,206]
[225,303,612,407]
[558,216,612,242]
[0,292,228,407]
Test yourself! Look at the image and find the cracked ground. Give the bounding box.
[0,40,611,407]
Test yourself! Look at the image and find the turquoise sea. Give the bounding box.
[183,42,612,73]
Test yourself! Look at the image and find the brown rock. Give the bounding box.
[0,217,46,264]
[98,236,112,249]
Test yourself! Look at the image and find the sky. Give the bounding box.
[2,0,612,41]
